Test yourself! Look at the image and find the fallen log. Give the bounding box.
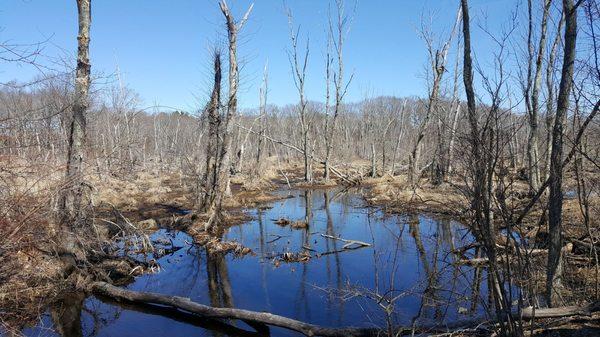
[320,234,371,249]
[522,302,600,319]
[91,281,492,336]
[457,244,573,266]
[91,281,378,337]
[96,295,266,337]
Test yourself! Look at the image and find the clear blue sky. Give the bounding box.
[0,0,518,111]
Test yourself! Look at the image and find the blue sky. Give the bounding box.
[0,0,518,111]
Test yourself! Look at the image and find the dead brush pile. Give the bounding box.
[363,175,467,216]
[0,158,66,326]
[186,224,252,256]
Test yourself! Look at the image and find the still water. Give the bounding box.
[22,188,490,337]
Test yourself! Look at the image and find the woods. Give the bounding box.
[1,0,599,336]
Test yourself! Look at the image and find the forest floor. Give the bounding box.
[0,158,599,335]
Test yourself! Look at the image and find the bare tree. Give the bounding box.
[446,35,462,176]
[460,0,519,334]
[323,0,353,181]
[546,0,579,307]
[58,0,92,258]
[286,7,312,182]
[254,61,269,176]
[201,1,253,229]
[521,0,552,192]
[200,52,222,214]
[408,8,460,187]
[544,12,565,180]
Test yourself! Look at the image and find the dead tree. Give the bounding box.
[58,0,91,258]
[202,1,253,229]
[408,9,460,187]
[286,8,312,182]
[200,53,222,214]
[254,62,268,176]
[446,35,462,176]
[323,0,353,181]
[546,0,578,307]
[522,0,552,192]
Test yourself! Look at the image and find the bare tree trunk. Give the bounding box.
[390,99,407,175]
[370,142,376,178]
[200,53,222,213]
[58,0,91,258]
[203,1,253,229]
[254,62,268,176]
[323,0,352,182]
[286,7,312,183]
[408,10,460,186]
[547,0,578,308]
[545,14,564,180]
[461,1,517,334]
[525,0,551,192]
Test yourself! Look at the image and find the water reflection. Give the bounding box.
[21,187,489,337]
[207,250,234,309]
[50,293,85,337]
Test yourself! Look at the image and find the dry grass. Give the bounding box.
[363,174,468,216]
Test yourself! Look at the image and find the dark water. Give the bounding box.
[20,188,491,337]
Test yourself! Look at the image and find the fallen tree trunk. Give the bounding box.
[91,281,491,336]
[91,281,378,337]
[522,301,600,319]
[96,295,266,337]
[458,244,573,265]
[320,233,371,249]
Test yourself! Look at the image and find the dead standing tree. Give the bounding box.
[323,0,353,182]
[286,8,312,182]
[57,0,91,259]
[407,9,460,187]
[521,0,552,192]
[200,53,222,216]
[201,1,253,229]
[253,61,268,177]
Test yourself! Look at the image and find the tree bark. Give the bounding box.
[525,0,551,192]
[545,14,564,180]
[202,1,253,228]
[547,0,578,307]
[200,53,222,214]
[58,0,91,257]
[461,1,518,334]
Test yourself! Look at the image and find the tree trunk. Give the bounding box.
[200,53,222,213]
[254,62,268,177]
[370,142,376,178]
[545,14,564,180]
[546,0,578,307]
[525,0,551,192]
[201,2,253,228]
[409,10,459,187]
[58,0,91,258]
[461,1,517,334]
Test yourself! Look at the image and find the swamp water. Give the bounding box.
[21,188,492,337]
